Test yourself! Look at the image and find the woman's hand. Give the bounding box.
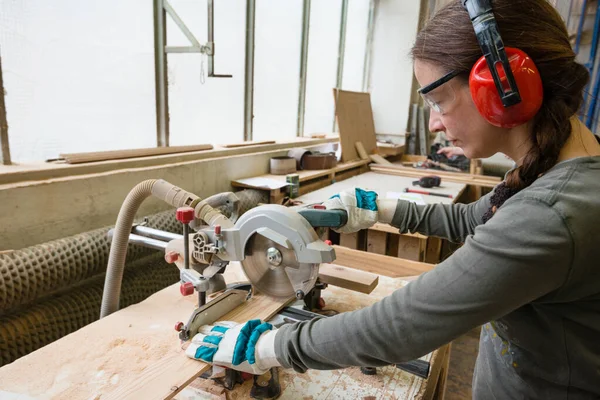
[322,188,379,233]
[186,320,279,375]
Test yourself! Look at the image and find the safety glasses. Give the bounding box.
[417,70,460,114]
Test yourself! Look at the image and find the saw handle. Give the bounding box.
[297,208,348,228]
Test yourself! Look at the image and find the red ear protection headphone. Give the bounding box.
[463,0,543,128]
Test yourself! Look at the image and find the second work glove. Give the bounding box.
[185,320,279,375]
[322,188,379,233]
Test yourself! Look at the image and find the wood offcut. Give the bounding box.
[333,245,435,278]
[58,144,214,164]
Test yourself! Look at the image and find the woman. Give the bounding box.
[187,1,600,398]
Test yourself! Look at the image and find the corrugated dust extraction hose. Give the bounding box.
[100,179,158,318]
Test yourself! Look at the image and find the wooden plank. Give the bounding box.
[367,229,388,255]
[187,275,442,399]
[334,163,369,182]
[377,143,405,157]
[418,344,451,400]
[402,154,428,163]
[339,231,365,250]
[355,141,370,160]
[395,234,426,262]
[334,89,378,162]
[105,293,292,400]
[332,245,435,278]
[318,263,379,294]
[298,177,332,197]
[370,164,500,188]
[220,140,276,148]
[370,153,393,165]
[375,163,499,185]
[425,237,443,264]
[59,144,214,164]
[433,345,451,400]
[0,272,292,400]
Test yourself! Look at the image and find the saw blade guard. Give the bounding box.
[231,205,336,297]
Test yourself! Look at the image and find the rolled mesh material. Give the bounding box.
[0,209,182,313]
[0,253,179,366]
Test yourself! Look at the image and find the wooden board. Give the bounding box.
[355,141,370,160]
[367,229,388,255]
[318,263,379,294]
[370,153,393,165]
[333,245,435,278]
[58,144,214,164]
[220,140,276,148]
[370,164,500,188]
[0,265,292,400]
[334,89,378,162]
[339,231,366,250]
[425,237,443,264]
[179,274,447,400]
[377,142,405,157]
[393,234,426,261]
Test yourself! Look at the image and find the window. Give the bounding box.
[167,0,245,146]
[0,0,156,162]
[342,0,370,92]
[302,0,342,136]
[252,0,303,142]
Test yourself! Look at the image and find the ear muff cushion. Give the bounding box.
[469,47,543,128]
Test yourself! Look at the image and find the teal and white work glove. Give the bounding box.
[322,188,379,233]
[185,320,280,375]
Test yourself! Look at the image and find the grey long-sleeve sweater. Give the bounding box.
[274,156,600,399]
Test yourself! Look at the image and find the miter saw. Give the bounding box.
[105,179,346,342]
[165,203,346,341]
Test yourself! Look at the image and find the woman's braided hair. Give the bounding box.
[412,0,589,223]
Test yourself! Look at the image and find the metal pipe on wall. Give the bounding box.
[362,0,377,93]
[333,0,349,132]
[153,0,169,147]
[0,51,11,165]
[244,0,256,141]
[296,0,312,137]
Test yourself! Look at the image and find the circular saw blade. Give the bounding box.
[242,233,319,298]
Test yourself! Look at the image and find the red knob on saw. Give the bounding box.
[164,251,179,264]
[324,240,332,246]
[174,321,184,332]
[176,207,195,224]
[180,282,195,296]
[214,225,221,235]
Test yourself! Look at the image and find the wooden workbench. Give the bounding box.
[0,262,448,400]
[177,272,450,400]
[295,171,466,263]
